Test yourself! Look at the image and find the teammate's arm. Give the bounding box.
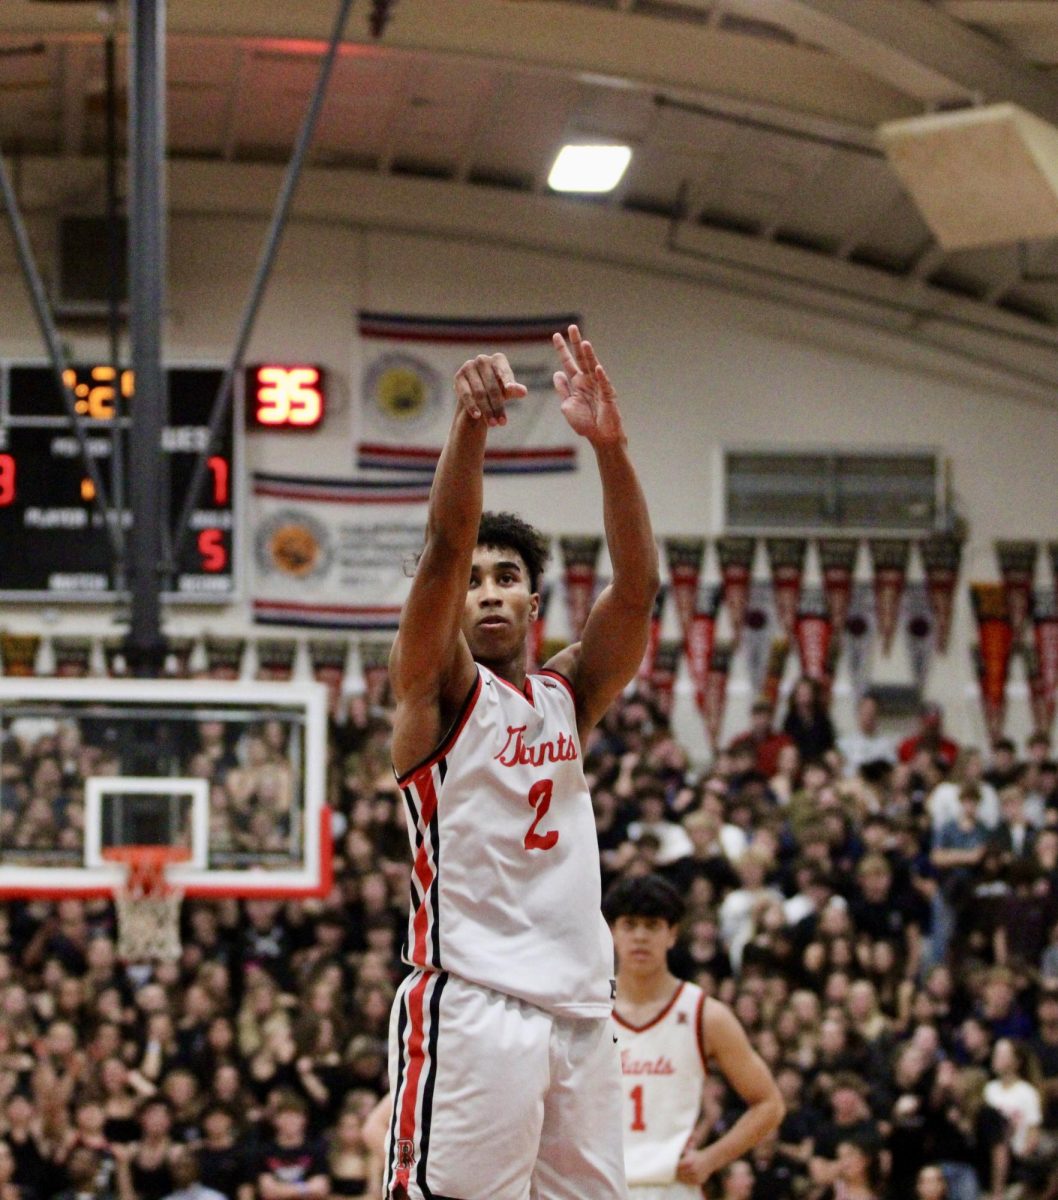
[675,999,785,1186]
[544,327,659,736]
[389,356,526,774]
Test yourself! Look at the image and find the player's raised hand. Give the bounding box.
[454,353,527,427]
[552,325,626,446]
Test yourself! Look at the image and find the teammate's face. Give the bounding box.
[612,914,678,977]
[462,545,538,662]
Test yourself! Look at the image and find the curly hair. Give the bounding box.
[477,511,549,594]
[602,873,685,927]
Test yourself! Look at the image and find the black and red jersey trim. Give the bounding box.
[394,672,482,788]
[612,982,685,1033]
[536,667,575,702]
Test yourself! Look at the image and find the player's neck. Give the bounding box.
[616,966,679,1008]
[477,652,528,693]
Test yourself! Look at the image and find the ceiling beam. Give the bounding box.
[783,0,1058,125]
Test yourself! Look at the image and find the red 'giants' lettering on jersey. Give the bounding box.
[494,724,578,768]
[620,1051,677,1076]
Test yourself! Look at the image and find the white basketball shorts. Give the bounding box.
[383,968,628,1200]
[629,1186,703,1200]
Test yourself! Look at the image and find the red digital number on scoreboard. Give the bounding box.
[248,365,325,430]
[0,454,15,506]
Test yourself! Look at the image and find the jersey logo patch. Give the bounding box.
[396,1139,415,1171]
[677,1011,688,1024]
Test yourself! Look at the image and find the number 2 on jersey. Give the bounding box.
[629,1084,646,1131]
[524,779,559,851]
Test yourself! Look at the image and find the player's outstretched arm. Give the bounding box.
[389,355,526,774]
[676,999,786,1186]
[545,326,659,738]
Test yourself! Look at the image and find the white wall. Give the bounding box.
[2,204,1056,759]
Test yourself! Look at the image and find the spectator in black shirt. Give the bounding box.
[809,1073,881,1192]
[782,679,836,766]
[195,1108,247,1200]
[253,1094,328,1200]
[849,853,923,978]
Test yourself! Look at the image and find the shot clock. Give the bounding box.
[0,363,237,601]
[246,364,326,430]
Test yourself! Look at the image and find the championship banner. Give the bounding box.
[1031,593,1058,735]
[844,583,876,701]
[163,637,195,679]
[204,636,246,680]
[256,638,298,681]
[717,537,756,648]
[528,581,553,673]
[818,538,858,647]
[701,642,734,752]
[919,535,963,654]
[1024,647,1056,737]
[904,582,936,693]
[637,584,668,683]
[742,584,775,703]
[309,639,349,714]
[559,535,602,642]
[649,639,683,716]
[356,311,580,474]
[868,538,911,655]
[358,640,392,708]
[684,585,721,698]
[995,540,1038,642]
[664,537,707,640]
[764,537,807,638]
[970,583,1014,740]
[0,633,39,677]
[52,636,93,678]
[761,638,790,711]
[252,473,430,630]
[794,588,833,685]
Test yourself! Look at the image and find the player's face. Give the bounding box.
[462,545,538,662]
[612,915,678,977]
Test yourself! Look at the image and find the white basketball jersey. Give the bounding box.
[396,664,614,1018]
[613,982,708,1186]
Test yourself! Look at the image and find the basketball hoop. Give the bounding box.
[102,846,191,962]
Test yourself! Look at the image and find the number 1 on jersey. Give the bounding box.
[629,1084,646,1131]
[524,779,559,851]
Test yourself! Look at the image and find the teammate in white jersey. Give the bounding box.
[606,875,785,1200]
[385,326,659,1200]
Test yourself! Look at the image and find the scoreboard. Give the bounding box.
[0,364,237,602]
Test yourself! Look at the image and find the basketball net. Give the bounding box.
[103,847,188,962]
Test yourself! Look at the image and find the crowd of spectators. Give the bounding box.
[0,676,1056,1200]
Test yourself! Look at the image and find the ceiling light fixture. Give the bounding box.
[548,143,632,194]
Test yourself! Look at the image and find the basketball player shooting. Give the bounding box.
[607,875,785,1200]
[384,325,660,1200]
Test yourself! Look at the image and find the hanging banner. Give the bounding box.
[0,633,40,677]
[794,588,833,685]
[52,636,93,678]
[868,538,911,656]
[309,638,349,713]
[650,639,683,717]
[358,640,392,709]
[716,536,756,649]
[844,583,876,701]
[760,638,790,712]
[685,585,721,698]
[664,537,707,640]
[1031,593,1058,736]
[204,636,246,680]
[528,580,553,673]
[995,540,1038,643]
[741,584,774,703]
[764,537,807,638]
[919,535,963,654]
[904,581,936,694]
[559,535,603,642]
[818,538,858,647]
[256,638,298,681]
[163,637,196,679]
[637,584,668,683]
[701,642,734,752]
[970,583,1014,741]
[252,473,430,630]
[356,311,580,474]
